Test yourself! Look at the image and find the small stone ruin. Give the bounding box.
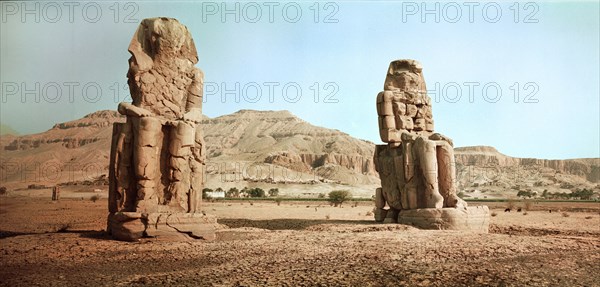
[373,59,490,232]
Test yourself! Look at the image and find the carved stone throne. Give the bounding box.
[373,59,490,232]
[107,18,216,241]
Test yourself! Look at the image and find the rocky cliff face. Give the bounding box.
[4,111,124,151]
[455,146,599,183]
[265,152,376,175]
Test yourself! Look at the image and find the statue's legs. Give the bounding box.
[132,117,162,213]
[189,125,205,213]
[392,148,406,210]
[435,140,466,208]
[376,146,402,210]
[168,121,195,212]
[109,121,135,212]
[403,141,418,209]
[414,136,444,209]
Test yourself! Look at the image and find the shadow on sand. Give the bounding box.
[0,229,110,240]
[217,218,374,231]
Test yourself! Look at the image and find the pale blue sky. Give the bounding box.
[1,1,599,159]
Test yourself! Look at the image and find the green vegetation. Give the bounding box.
[520,188,595,200]
[268,188,279,197]
[243,187,265,198]
[202,188,213,200]
[226,187,239,198]
[328,190,352,207]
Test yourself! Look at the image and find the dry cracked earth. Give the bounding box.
[1,195,599,286]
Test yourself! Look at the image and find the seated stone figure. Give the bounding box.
[374,59,468,223]
[108,18,214,241]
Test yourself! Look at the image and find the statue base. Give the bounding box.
[107,212,217,241]
[397,206,490,233]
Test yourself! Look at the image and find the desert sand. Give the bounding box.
[1,189,598,286]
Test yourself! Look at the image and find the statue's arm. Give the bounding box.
[429,132,453,146]
[118,102,153,117]
[183,108,202,123]
[400,130,416,142]
[183,68,204,123]
[185,68,203,109]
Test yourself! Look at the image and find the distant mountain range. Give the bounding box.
[1,110,598,198]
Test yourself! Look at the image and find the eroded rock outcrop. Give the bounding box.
[264,151,376,175]
[4,111,124,150]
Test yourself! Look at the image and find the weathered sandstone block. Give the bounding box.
[397,206,490,233]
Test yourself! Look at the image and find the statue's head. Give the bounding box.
[377,59,434,139]
[129,17,198,66]
[384,59,425,91]
[388,59,422,75]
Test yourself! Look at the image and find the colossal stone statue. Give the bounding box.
[107,17,216,241]
[374,59,489,232]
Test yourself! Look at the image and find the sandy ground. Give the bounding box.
[1,192,599,286]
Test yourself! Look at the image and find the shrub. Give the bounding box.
[248,188,265,198]
[325,214,330,220]
[585,216,593,219]
[240,187,249,198]
[268,188,279,197]
[523,212,528,215]
[90,194,100,202]
[274,197,282,206]
[318,193,325,199]
[202,188,213,200]
[226,187,239,198]
[366,211,373,216]
[491,212,498,217]
[569,188,594,200]
[0,186,7,195]
[562,212,570,217]
[517,190,534,198]
[328,190,352,207]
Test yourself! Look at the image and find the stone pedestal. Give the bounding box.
[107,212,218,241]
[397,206,490,233]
